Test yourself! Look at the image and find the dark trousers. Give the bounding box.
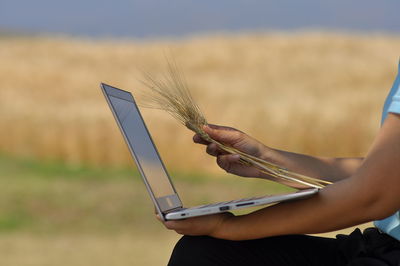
[168,228,400,266]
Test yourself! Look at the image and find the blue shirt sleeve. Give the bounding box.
[374,60,400,241]
[387,62,400,115]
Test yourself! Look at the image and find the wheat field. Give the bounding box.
[0,33,399,172]
[1,32,399,266]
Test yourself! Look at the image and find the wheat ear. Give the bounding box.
[138,59,332,189]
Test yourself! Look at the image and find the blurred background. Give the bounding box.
[0,0,399,265]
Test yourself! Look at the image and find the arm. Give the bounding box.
[162,114,400,240]
[261,149,363,183]
[199,124,363,186]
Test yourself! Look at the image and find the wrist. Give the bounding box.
[256,147,281,178]
[257,143,276,162]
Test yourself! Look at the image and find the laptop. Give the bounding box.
[101,83,318,221]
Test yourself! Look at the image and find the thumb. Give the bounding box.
[203,124,242,144]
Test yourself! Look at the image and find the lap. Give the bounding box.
[168,233,344,266]
[168,228,400,266]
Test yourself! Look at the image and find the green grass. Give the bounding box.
[0,154,138,180]
[0,154,290,234]
[0,154,290,265]
[0,155,370,266]
[0,154,181,265]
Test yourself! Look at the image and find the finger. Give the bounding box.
[206,143,230,157]
[155,214,162,222]
[216,156,260,177]
[175,230,185,235]
[193,134,210,145]
[203,124,242,144]
[164,220,185,230]
[207,124,233,130]
[216,154,241,173]
[217,153,241,165]
[206,142,220,156]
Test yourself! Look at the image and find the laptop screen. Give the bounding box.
[108,94,176,198]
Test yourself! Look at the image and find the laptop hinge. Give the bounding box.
[163,206,185,214]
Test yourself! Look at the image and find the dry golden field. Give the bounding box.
[1,32,399,172]
[1,32,398,266]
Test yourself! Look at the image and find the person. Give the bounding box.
[160,61,400,266]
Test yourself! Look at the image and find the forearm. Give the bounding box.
[218,177,381,241]
[165,116,400,240]
[218,115,400,241]
[261,148,363,183]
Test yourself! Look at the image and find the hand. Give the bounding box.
[194,124,270,178]
[157,212,234,238]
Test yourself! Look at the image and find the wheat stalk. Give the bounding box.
[138,59,332,189]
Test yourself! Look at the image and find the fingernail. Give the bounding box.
[203,125,211,133]
[231,154,240,160]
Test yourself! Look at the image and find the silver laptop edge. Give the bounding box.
[101,83,182,222]
[165,188,318,220]
[101,83,319,221]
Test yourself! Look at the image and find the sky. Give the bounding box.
[0,0,399,38]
